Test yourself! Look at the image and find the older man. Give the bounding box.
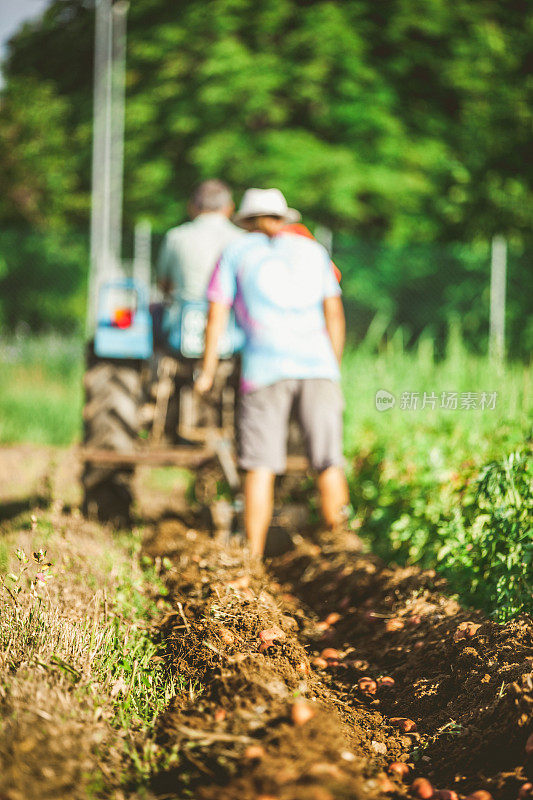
[157,179,242,303]
[196,188,349,558]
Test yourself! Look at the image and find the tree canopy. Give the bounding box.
[2,0,532,241]
[0,0,531,348]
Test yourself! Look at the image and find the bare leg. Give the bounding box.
[317,466,349,528]
[244,468,276,559]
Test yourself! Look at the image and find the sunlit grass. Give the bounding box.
[342,318,531,471]
[0,513,182,793]
[0,334,83,445]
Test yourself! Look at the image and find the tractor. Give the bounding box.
[81,1,307,537]
[80,269,308,534]
[81,272,243,526]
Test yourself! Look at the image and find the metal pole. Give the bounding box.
[88,0,112,334]
[88,0,128,334]
[101,0,113,280]
[133,219,152,286]
[315,224,333,255]
[110,1,129,273]
[489,234,507,361]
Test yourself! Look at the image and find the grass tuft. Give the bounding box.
[0,511,183,797]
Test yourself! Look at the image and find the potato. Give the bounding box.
[434,790,458,800]
[291,699,316,726]
[358,677,378,695]
[385,618,405,632]
[259,627,285,643]
[378,676,396,689]
[312,657,329,669]
[321,647,340,660]
[244,744,265,761]
[388,762,410,779]
[376,773,396,793]
[465,791,493,800]
[518,783,533,799]
[410,778,434,799]
[214,708,226,722]
[390,717,417,732]
[326,612,342,626]
[218,626,235,646]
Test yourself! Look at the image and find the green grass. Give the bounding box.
[342,318,530,468]
[0,334,83,445]
[0,514,182,795]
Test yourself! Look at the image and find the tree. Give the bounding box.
[0,0,531,342]
[2,0,531,241]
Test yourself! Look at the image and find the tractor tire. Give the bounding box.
[82,359,142,526]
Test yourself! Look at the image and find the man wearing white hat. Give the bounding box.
[196,188,349,559]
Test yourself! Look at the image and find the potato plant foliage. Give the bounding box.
[438,446,532,621]
[350,442,532,621]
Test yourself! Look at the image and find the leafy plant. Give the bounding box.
[437,446,532,620]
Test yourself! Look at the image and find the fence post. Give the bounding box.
[315,225,333,255]
[87,0,129,336]
[489,235,507,362]
[133,219,152,286]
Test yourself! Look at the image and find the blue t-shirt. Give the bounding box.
[207,232,341,392]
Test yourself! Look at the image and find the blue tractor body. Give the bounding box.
[94,278,153,360]
[84,275,244,527]
[93,277,243,361]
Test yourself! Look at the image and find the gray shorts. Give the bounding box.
[238,379,344,474]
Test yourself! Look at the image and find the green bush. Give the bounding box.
[348,442,532,621]
[342,326,531,620]
[0,228,87,333]
[437,446,532,621]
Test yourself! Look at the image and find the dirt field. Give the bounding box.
[1,446,532,800]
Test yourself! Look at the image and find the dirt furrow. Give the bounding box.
[145,518,533,800]
[144,518,408,800]
[269,533,533,798]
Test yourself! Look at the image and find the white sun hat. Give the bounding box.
[234,188,301,227]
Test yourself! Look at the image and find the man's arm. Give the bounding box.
[195,301,230,393]
[323,296,345,364]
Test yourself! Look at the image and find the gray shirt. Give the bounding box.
[157,212,243,303]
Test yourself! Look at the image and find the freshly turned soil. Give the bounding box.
[145,516,533,800]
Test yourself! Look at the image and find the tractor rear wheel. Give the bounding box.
[82,358,142,526]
